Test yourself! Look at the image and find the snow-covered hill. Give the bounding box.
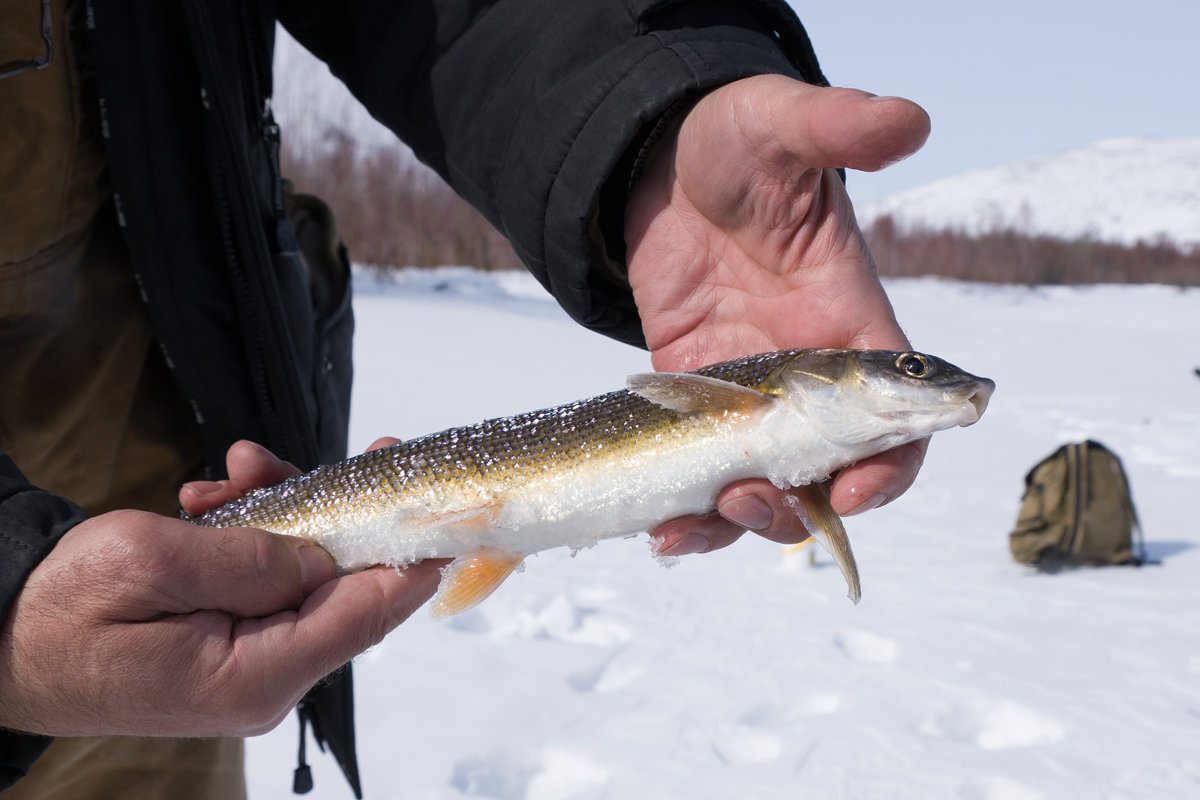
[858,138,1200,249]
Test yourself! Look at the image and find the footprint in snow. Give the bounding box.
[446,593,632,647]
[708,722,784,766]
[681,710,787,766]
[794,691,842,717]
[833,629,900,663]
[567,648,646,694]
[450,754,536,800]
[958,775,1045,800]
[451,749,608,800]
[920,698,1065,750]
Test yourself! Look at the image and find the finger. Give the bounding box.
[225,440,302,492]
[828,438,929,516]
[179,441,301,514]
[178,480,230,516]
[715,480,815,545]
[285,560,447,672]
[169,559,445,736]
[649,475,827,555]
[650,513,748,556]
[216,560,449,731]
[366,436,402,451]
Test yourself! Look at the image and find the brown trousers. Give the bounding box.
[1,738,245,800]
[2,0,242,796]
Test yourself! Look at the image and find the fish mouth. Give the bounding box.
[957,378,996,426]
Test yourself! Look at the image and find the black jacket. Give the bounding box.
[0,0,828,791]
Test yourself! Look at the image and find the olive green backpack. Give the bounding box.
[1009,440,1147,570]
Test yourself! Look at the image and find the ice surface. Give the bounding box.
[245,268,1200,799]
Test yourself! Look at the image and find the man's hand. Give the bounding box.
[626,75,932,555]
[0,440,442,738]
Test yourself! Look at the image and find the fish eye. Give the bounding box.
[896,352,935,379]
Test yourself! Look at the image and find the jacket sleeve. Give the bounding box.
[278,0,831,347]
[0,452,87,789]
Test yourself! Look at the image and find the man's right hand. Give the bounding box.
[0,442,443,738]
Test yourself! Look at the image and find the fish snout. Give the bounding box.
[958,378,995,425]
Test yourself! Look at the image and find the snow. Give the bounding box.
[858,138,1200,249]
[245,267,1200,799]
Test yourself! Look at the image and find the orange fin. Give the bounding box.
[781,539,815,555]
[423,503,499,534]
[627,372,775,416]
[430,548,525,618]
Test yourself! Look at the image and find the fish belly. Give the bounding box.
[316,407,831,570]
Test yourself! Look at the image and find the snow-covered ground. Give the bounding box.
[245,268,1200,800]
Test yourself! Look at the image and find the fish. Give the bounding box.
[190,348,994,615]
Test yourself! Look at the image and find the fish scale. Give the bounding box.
[191,348,994,614]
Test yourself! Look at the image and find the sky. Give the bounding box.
[788,1,1200,205]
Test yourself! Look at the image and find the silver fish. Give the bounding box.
[191,349,994,615]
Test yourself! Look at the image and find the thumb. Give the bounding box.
[778,81,930,172]
[111,515,338,620]
[693,75,931,174]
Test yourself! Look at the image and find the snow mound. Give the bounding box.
[860,137,1200,248]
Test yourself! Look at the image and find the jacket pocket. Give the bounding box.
[281,183,355,462]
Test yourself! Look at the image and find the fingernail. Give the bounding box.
[718,494,774,532]
[242,440,280,462]
[843,492,887,517]
[660,532,711,557]
[183,480,223,497]
[298,545,336,594]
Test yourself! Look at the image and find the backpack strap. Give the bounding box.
[1110,456,1150,566]
[1064,442,1086,558]
[1096,441,1156,567]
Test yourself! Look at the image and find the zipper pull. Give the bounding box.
[262,96,285,216]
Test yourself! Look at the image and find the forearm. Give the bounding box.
[0,453,87,788]
[0,453,87,624]
[280,0,829,344]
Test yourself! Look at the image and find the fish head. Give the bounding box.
[767,349,995,450]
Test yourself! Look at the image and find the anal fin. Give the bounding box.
[431,548,525,618]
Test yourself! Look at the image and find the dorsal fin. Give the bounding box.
[626,372,776,416]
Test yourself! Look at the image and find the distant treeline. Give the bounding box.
[282,133,523,272]
[864,215,1200,286]
[284,135,1200,285]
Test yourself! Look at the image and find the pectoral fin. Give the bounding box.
[789,483,861,605]
[430,548,525,618]
[627,373,775,417]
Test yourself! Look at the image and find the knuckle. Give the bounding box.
[83,510,173,580]
[248,532,304,603]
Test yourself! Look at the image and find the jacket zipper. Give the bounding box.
[184,1,317,468]
[208,144,283,460]
[239,1,286,218]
